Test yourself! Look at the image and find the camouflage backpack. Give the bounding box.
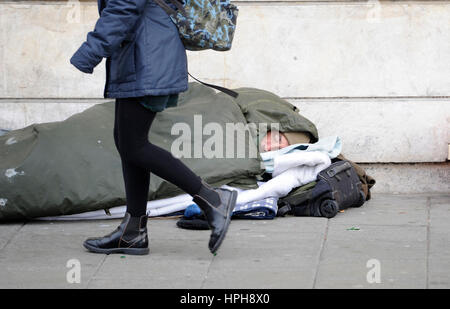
[154,0,239,51]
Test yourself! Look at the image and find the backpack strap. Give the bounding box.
[188,73,239,98]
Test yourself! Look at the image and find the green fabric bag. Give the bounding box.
[0,82,322,221]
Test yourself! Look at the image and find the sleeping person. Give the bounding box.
[0,82,373,222]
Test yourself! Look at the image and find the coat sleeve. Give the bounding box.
[70,0,148,74]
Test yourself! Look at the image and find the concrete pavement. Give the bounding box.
[0,193,449,289]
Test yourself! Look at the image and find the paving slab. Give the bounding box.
[314,224,428,289]
[322,224,427,260]
[314,258,427,289]
[204,265,317,289]
[0,221,110,288]
[0,194,449,289]
[202,218,327,288]
[330,194,428,227]
[203,248,320,289]
[86,218,212,288]
[0,222,23,251]
[312,193,436,289]
[86,239,212,289]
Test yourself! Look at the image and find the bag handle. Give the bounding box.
[326,161,352,178]
[153,0,186,15]
[153,0,177,15]
[189,73,239,98]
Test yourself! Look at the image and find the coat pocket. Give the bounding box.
[110,36,137,84]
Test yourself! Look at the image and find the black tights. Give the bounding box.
[113,97,203,217]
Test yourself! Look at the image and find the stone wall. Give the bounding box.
[0,1,449,193]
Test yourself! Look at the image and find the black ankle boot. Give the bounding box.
[83,213,149,255]
[193,181,237,254]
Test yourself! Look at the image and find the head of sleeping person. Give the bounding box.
[259,130,312,152]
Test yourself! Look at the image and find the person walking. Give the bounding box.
[70,0,237,255]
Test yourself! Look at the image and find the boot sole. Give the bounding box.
[210,190,238,254]
[83,242,149,255]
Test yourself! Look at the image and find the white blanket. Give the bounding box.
[236,151,331,205]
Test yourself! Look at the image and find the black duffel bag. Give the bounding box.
[278,160,366,218]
